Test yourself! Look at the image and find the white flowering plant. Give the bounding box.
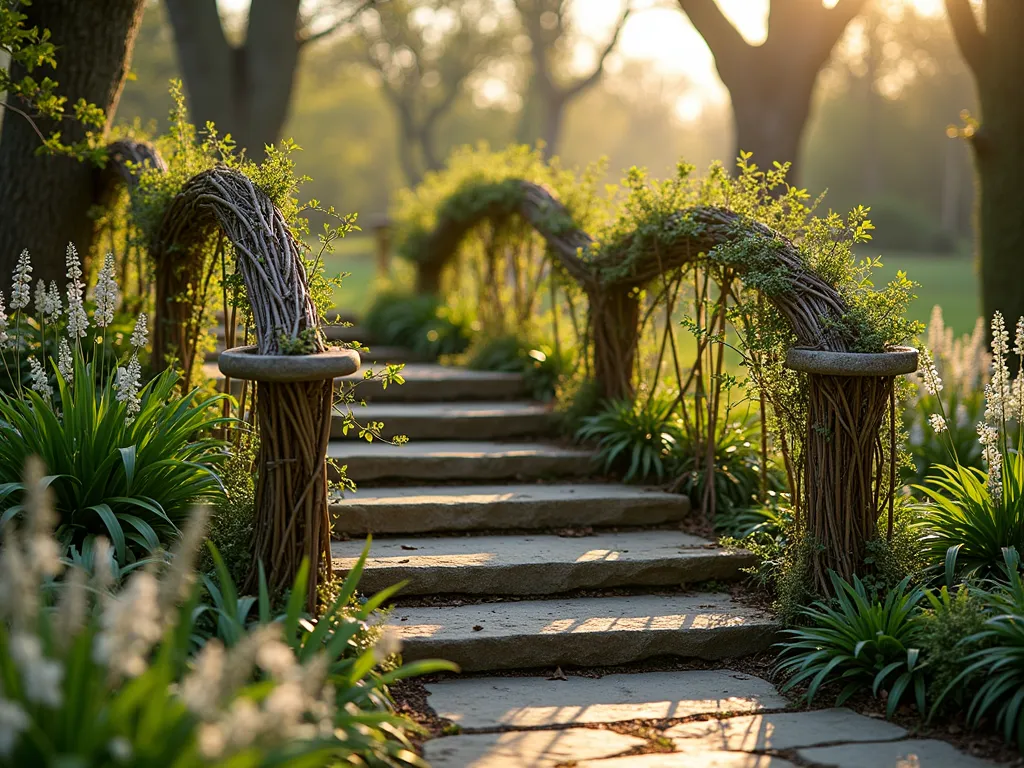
[0,461,453,766]
[912,311,1024,583]
[904,306,991,487]
[0,245,232,565]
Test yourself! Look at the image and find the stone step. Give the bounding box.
[339,363,526,402]
[328,440,592,483]
[425,669,786,731]
[333,401,554,440]
[392,593,778,672]
[425,729,646,768]
[332,531,752,596]
[330,483,690,536]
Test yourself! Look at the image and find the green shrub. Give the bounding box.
[201,432,258,585]
[363,290,472,359]
[918,586,989,712]
[0,357,229,566]
[575,394,682,483]
[467,333,572,401]
[775,572,927,718]
[674,417,785,516]
[914,464,1024,583]
[938,551,1024,744]
[0,486,454,766]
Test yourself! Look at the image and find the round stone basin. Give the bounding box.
[785,346,918,377]
[218,345,360,383]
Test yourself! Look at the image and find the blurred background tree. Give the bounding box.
[944,0,1024,339]
[347,0,511,184]
[68,0,985,326]
[0,0,147,282]
[676,0,867,183]
[513,0,633,155]
[164,0,375,157]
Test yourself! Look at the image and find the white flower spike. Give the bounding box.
[65,243,87,339]
[93,252,118,329]
[10,250,32,311]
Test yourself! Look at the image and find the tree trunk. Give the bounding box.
[165,0,300,159]
[516,78,566,157]
[730,71,816,183]
[590,287,641,402]
[968,1,1024,331]
[973,131,1024,329]
[0,0,146,283]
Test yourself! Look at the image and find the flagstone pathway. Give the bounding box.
[217,324,1003,767]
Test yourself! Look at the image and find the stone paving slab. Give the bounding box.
[797,738,999,767]
[340,363,526,401]
[577,752,797,767]
[423,728,645,768]
[332,401,554,440]
[330,483,691,535]
[332,531,754,595]
[667,708,907,752]
[394,593,779,672]
[425,669,786,729]
[328,440,593,483]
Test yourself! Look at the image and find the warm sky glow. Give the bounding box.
[571,0,948,118]
[220,0,950,120]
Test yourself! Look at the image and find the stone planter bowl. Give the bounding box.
[218,344,360,383]
[785,346,919,377]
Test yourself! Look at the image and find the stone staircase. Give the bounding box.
[214,327,997,766]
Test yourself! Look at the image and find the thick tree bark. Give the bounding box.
[0,0,146,283]
[678,0,866,183]
[946,0,1024,331]
[164,0,302,158]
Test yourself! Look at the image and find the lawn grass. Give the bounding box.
[318,235,376,315]
[869,250,979,335]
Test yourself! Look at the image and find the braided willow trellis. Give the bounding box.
[408,179,913,588]
[152,168,332,606]
[102,143,337,605]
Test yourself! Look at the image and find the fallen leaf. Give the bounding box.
[472,625,484,632]
[400,545,419,551]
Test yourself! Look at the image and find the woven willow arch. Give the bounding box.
[104,142,334,604]
[404,179,906,591]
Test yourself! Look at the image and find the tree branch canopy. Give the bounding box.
[566,4,632,97]
[676,0,749,69]
[944,0,985,77]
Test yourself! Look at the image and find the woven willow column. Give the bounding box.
[785,347,918,593]
[219,345,359,608]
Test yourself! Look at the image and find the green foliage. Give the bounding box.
[575,395,681,483]
[0,0,107,160]
[674,417,785,517]
[201,433,258,585]
[938,551,1024,745]
[393,144,607,266]
[0,500,454,766]
[363,290,472,359]
[918,586,989,712]
[466,333,572,401]
[914,464,1024,583]
[0,357,230,566]
[776,572,927,718]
